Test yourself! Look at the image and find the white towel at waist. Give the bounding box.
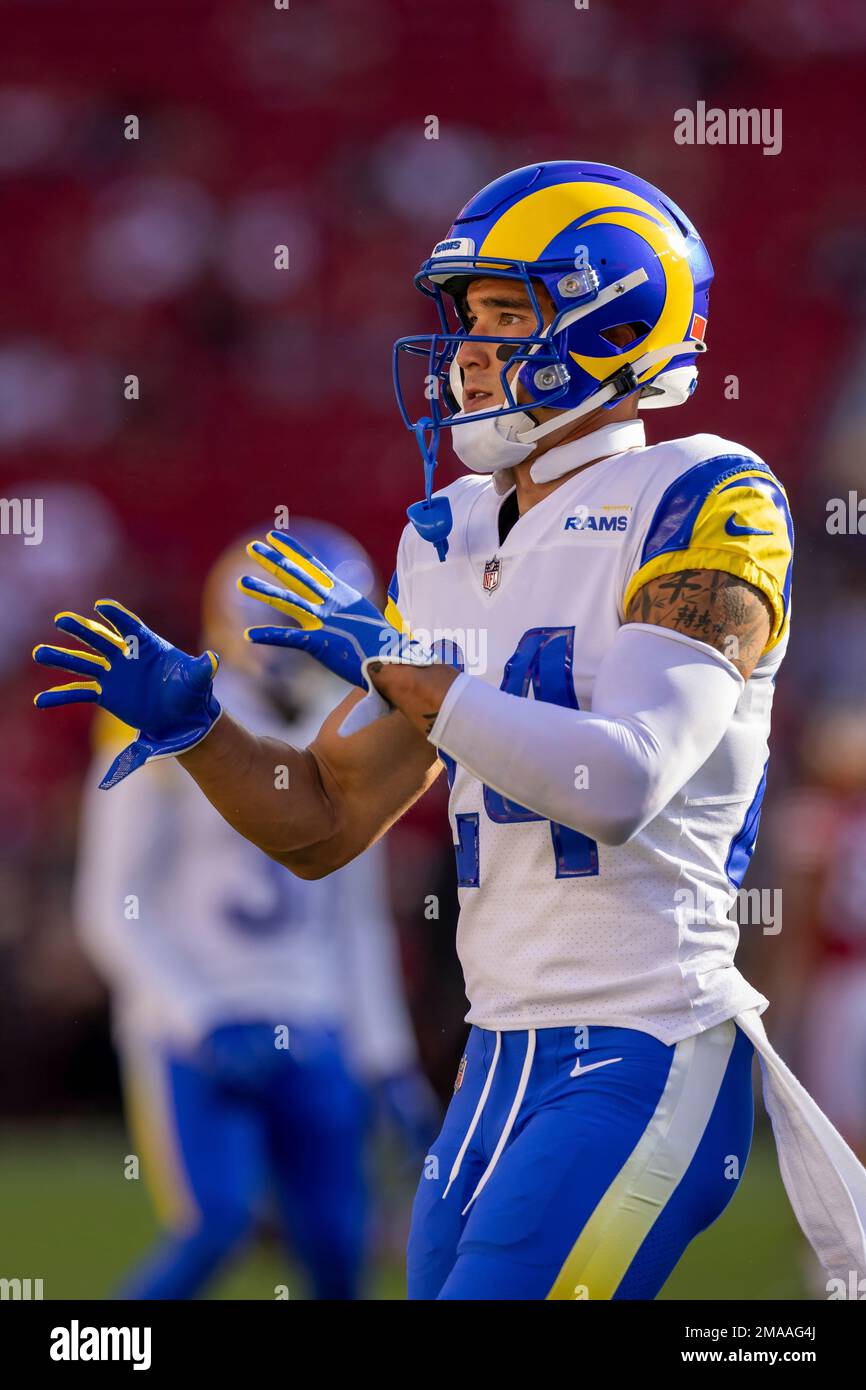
[737,1007,866,1285]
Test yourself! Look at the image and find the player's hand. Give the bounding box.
[376,1067,441,1165]
[33,599,222,790]
[239,529,434,731]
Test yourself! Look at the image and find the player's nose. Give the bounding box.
[455,334,493,371]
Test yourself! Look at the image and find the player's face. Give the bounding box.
[455,277,555,412]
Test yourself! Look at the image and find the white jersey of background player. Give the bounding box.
[75,529,419,1086]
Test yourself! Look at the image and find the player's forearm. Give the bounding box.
[177,710,338,871]
[372,625,744,845]
[429,680,670,844]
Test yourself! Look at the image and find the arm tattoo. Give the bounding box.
[625,569,774,680]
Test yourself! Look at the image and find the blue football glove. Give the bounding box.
[238,529,433,733]
[375,1067,441,1165]
[33,599,222,789]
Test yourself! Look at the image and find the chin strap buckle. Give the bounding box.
[604,361,641,399]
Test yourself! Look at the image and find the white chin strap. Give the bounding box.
[450,338,706,490]
[449,405,540,475]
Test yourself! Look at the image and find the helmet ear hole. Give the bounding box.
[598,321,650,348]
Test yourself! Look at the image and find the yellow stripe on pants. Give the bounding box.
[121,1047,199,1234]
[547,1020,737,1300]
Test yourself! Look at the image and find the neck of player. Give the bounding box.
[512,394,643,515]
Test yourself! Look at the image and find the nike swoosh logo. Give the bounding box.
[725,514,773,537]
[570,1056,622,1078]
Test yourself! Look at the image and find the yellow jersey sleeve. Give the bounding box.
[623,458,794,650]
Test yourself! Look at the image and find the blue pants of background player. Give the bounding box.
[116,1022,369,1300]
[407,1018,755,1300]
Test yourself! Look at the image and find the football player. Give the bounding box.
[73,522,435,1300]
[34,163,866,1299]
[766,706,866,1160]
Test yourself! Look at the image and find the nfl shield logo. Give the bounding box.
[483,557,501,593]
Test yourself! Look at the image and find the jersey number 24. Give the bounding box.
[437,626,599,886]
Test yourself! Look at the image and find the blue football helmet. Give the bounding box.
[393,160,713,558]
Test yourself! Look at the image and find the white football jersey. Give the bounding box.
[75,668,418,1078]
[394,423,794,1043]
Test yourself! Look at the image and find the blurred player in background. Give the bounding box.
[74,521,438,1300]
[768,705,866,1162]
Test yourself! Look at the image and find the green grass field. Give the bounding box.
[0,1118,812,1300]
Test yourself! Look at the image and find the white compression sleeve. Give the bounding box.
[428,623,745,846]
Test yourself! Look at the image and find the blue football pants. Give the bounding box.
[407,1018,755,1300]
[116,1023,369,1300]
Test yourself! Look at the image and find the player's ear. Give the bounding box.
[599,323,641,348]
